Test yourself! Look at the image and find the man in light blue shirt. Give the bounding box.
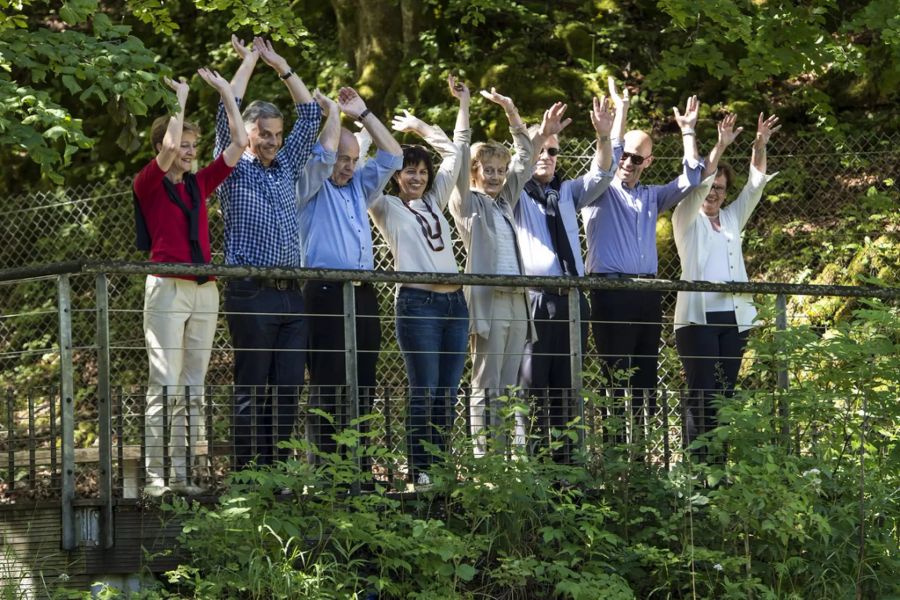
[581,80,702,443]
[515,95,614,461]
[297,87,402,474]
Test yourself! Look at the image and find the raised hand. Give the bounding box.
[716,113,744,148]
[312,89,339,118]
[755,112,781,146]
[253,36,289,74]
[590,95,613,137]
[197,68,231,95]
[338,86,368,120]
[479,87,516,114]
[538,101,572,137]
[607,76,630,112]
[163,76,189,105]
[391,109,428,134]
[448,74,470,103]
[231,34,257,61]
[673,95,700,131]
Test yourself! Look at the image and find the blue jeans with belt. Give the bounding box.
[224,278,306,468]
[395,287,468,475]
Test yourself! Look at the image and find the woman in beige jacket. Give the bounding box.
[450,89,570,456]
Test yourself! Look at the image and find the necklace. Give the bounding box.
[403,199,445,252]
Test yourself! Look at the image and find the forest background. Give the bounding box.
[2,0,899,193]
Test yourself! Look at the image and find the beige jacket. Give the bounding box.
[449,127,536,340]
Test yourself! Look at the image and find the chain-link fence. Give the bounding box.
[2,131,896,395]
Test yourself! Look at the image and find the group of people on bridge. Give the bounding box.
[133,36,779,494]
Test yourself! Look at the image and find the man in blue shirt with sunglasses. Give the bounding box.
[581,79,702,447]
[514,93,614,461]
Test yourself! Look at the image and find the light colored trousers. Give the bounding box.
[470,290,528,457]
[143,275,218,485]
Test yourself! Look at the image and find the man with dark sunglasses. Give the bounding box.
[581,78,702,449]
[297,87,401,477]
[514,94,615,461]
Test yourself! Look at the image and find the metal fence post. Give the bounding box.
[342,281,360,492]
[95,273,114,548]
[775,294,790,452]
[57,274,76,550]
[568,288,585,455]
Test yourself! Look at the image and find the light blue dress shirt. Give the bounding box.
[581,140,702,275]
[298,144,402,270]
[515,167,613,277]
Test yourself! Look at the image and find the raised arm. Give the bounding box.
[339,87,401,155]
[589,94,614,171]
[673,95,700,165]
[530,101,573,166]
[752,112,780,175]
[449,74,470,134]
[480,87,526,131]
[254,36,313,105]
[228,35,258,101]
[392,110,459,208]
[608,76,630,141]
[314,90,341,152]
[704,113,742,178]
[155,76,189,172]
[198,68,248,167]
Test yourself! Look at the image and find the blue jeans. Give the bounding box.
[224,278,306,468]
[395,287,468,474]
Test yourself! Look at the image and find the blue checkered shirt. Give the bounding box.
[214,99,321,267]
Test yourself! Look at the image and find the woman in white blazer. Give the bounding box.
[672,112,780,461]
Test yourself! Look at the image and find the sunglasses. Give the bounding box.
[541,147,560,157]
[619,151,647,166]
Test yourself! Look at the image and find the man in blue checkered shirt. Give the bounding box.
[214,35,322,468]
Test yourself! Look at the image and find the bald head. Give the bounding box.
[616,129,654,188]
[332,127,361,186]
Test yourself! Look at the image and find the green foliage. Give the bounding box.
[0,1,168,184]
[59,303,896,598]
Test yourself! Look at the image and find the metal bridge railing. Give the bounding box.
[0,261,897,551]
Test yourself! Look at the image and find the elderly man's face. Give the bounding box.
[533,135,560,185]
[331,132,360,187]
[616,131,653,188]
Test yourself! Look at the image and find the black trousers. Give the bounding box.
[303,280,381,470]
[519,289,589,461]
[675,310,748,461]
[590,288,663,442]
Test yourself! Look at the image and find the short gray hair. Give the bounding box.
[242,100,283,126]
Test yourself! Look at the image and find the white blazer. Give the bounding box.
[672,165,775,332]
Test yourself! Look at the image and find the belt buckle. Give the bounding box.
[275,279,289,291]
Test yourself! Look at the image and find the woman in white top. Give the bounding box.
[368,76,467,484]
[672,112,780,461]
[450,88,570,457]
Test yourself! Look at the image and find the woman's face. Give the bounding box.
[396,160,430,201]
[702,173,728,217]
[472,156,508,198]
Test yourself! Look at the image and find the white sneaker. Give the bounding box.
[416,472,431,487]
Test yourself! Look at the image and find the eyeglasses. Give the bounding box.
[541,147,560,157]
[619,151,647,166]
[710,184,727,194]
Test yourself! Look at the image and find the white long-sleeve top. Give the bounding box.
[369,125,462,277]
[672,165,776,332]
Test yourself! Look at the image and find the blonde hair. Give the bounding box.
[469,141,511,186]
[150,116,201,151]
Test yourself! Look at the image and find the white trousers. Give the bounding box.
[143,275,218,485]
[469,290,528,457]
